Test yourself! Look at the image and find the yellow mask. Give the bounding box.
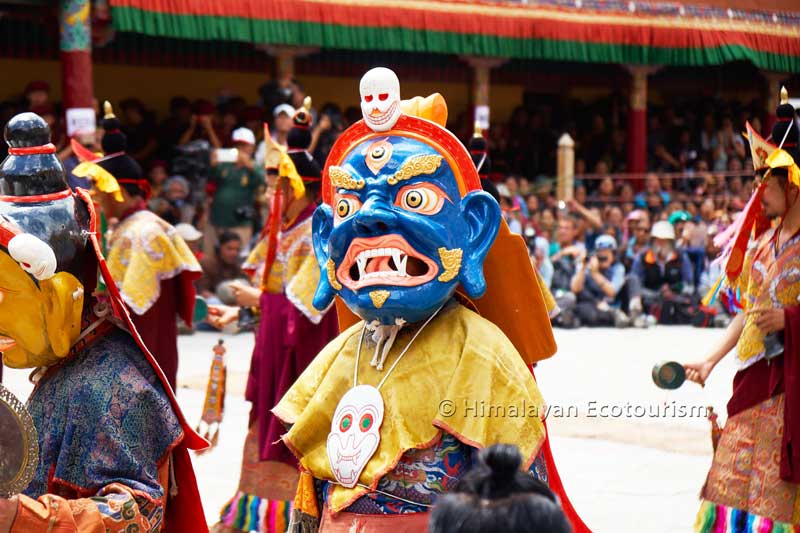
[0,250,84,368]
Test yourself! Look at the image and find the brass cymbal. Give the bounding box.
[0,383,38,498]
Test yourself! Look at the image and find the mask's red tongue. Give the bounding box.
[366,256,393,274]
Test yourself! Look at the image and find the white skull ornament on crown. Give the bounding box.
[8,233,57,281]
[359,67,401,132]
[326,384,385,488]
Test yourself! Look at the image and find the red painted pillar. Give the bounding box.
[60,0,95,136]
[626,66,648,176]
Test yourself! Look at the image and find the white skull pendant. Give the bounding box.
[359,67,401,132]
[326,384,384,488]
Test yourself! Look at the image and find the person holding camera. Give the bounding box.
[207,101,339,532]
[208,127,265,251]
[629,220,695,325]
[569,234,631,327]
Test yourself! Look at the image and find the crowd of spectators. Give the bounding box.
[504,172,740,328]
[2,80,757,327]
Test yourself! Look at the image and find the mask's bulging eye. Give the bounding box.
[378,93,389,101]
[365,95,374,103]
[335,195,362,222]
[395,183,448,216]
[359,413,374,432]
[339,413,353,432]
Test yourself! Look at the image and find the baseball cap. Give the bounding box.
[595,235,618,250]
[175,223,203,242]
[273,103,295,118]
[668,210,691,225]
[232,127,256,145]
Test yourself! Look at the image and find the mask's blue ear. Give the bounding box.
[458,190,501,298]
[312,204,337,311]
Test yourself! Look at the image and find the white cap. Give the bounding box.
[175,223,203,242]
[651,220,676,240]
[273,103,295,118]
[232,127,255,145]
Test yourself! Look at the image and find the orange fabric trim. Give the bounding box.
[322,115,480,205]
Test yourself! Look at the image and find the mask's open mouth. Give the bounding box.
[337,234,438,290]
[366,101,398,127]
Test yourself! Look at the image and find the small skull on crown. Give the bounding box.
[359,67,401,132]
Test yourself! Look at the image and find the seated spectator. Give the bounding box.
[539,208,557,245]
[531,235,553,289]
[497,184,524,234]
[696,227,732,328]
[147,160,169,198]
[629,221,695,325]
[623,209,650,263]
[163,175,195,224]
[505,175,529,217]
[197,231,245,301]
[635,173,670,210]
[569,235,630,327]
[429,444,571,533]
[565,198,602,250]
[668,210,692,248]
[587,176,615,207]
[550,216,586,328]
[619,182,635,205]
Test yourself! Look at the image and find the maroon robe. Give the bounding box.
[244,204,339,463]
[727,306,800,482]
[130,273,197,391]
[115,203,199,391]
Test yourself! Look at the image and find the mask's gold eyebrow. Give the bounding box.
[388,154,443,186]
[329,166,365,191]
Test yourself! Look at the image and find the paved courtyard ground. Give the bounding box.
[2,325,738,532]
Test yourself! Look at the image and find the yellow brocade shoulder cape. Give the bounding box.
[735,228,800,368]
[106,210,201,315]
[244,216,326,324]
[273,302,546,513]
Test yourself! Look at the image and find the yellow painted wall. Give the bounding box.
[0,58,526,123]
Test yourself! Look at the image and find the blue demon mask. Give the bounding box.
[311,114,501,325]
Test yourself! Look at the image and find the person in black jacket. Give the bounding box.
[629,220,695,324]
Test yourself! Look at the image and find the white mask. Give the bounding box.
[359,67,401,132]
[326,384,384,488]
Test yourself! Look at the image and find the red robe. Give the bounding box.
[107,203,201,390]
[131,274,198,390]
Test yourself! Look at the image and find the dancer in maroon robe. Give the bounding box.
[94,103,201,390]
[210,99,339,532]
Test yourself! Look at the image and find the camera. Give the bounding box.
[172,140,211,205]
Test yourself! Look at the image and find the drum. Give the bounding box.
[652,361,686,390]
